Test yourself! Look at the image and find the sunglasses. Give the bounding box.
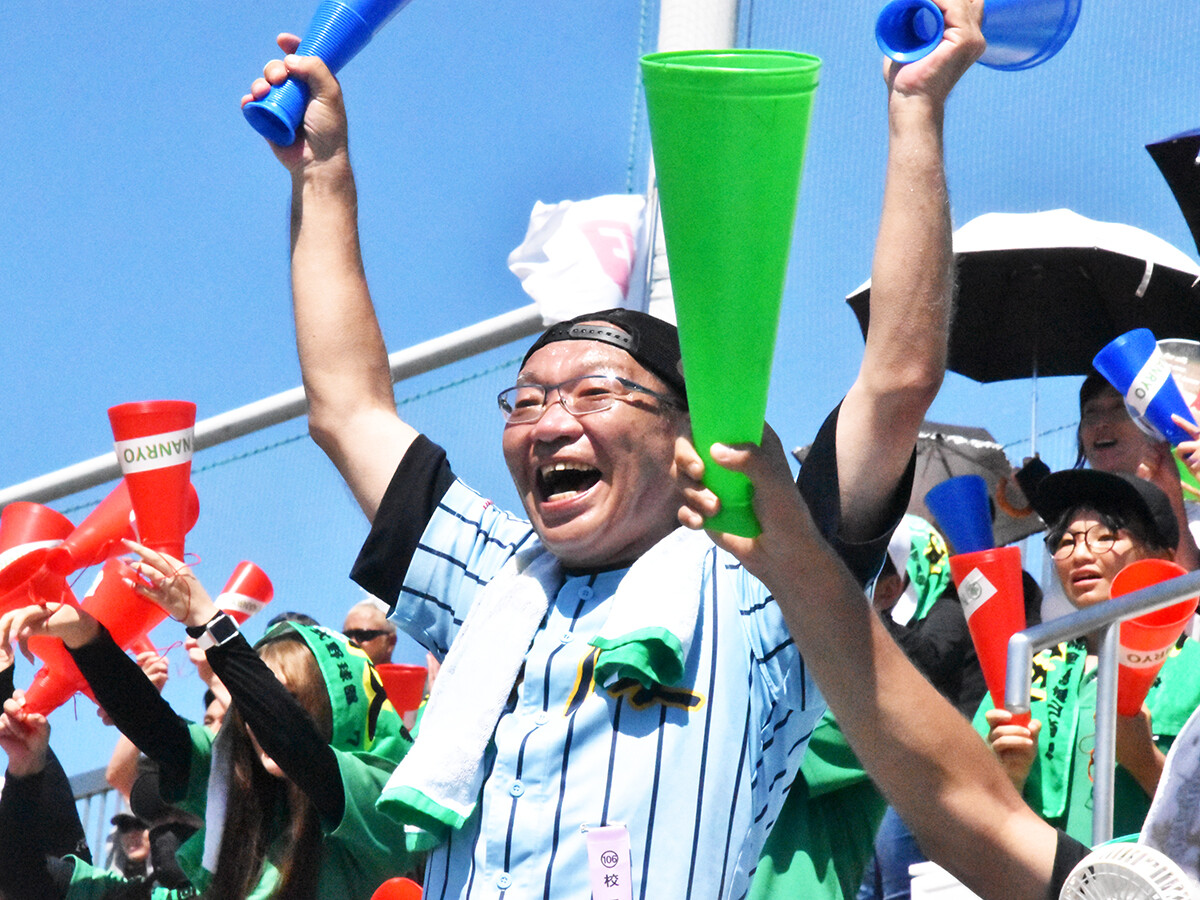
[343,628,391,644]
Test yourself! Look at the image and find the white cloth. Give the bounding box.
[507,195,647,323]
[380,527,711,827]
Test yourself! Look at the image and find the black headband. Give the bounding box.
[521,308,687,405]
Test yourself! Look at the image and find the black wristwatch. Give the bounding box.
[187,612,240,650]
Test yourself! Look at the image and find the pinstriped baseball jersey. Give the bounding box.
[352,404,899,899]
[394,477,821,900]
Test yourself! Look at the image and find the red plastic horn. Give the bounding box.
[21,586,97,717]
[371,877,423,900]
[46,481,201,577]
[215,562,274,625]
[948,545,1030,726]
[0,502,75,613]
[107,401,197,560]
[1111,559,1198,716]
[375,663,428,714]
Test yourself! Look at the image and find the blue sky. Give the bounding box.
[2,0,1198,781]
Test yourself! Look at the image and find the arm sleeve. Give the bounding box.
[68,629,194,785]
[797,402,915,586]
[1049,829,1090,899]
[351,434,456,609]
[1,662,14,702]
[204,632,346,823]
[0,761,77,900]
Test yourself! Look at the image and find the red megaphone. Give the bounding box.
[108,400,197,560]
[215,561,274,625]
[21,586,98,717]
[948,545,1030,726]
[23,558,171,717]
[45,480,201,577]
[371,877,423,900]
[375,664,428,714]
[1110,559,1198,716]
[0,502,75,613]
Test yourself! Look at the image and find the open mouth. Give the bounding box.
[538,461,601,502]
[1092,438,1117,450]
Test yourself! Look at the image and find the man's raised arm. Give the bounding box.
[836,0,984,540]
[244,35,418,521]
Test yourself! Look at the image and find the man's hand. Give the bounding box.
[675,425,822,594]
[884,0,985,103]
[241,33,351,174]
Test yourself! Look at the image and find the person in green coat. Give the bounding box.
[978,469,1200,844]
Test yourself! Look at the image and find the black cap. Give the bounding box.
[1034,469,1179,551]
[111,811,147,831]
[521,308,687,406]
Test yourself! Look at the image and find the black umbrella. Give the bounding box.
[793,420,1044,547]
[1146,128,1200,258]
[846,208,1200,384]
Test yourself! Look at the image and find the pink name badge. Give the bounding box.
[583,823,633,900]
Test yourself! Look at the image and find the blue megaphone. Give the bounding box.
[244,0,414,147]
[875,0,1081,70]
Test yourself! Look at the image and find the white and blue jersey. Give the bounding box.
[352,405,905,900]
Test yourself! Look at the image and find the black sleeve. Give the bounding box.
[351,434,457,610]
[796,402,916,587]
[0,761,78,900]
[68,629,195,787]
[205,632,346,823]
[1,662,14,702]
[1049,829,1090,899]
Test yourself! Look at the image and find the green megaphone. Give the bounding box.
[640,49,821,536]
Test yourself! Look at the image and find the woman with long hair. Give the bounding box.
[0,541,418,899]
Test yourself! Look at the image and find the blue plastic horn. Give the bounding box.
[244,0,414,147]
[925,475,995,554]
[875,0,1082,70]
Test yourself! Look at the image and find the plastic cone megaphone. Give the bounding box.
[1110,558,1197,717]
[371,876,423,900]
[948,545,1029,724]
[875,0,1081,70]
[215,561,274,625]
[46,481,201,577]
[924,475,994,554]
[108,401,197,561]
[375,663,427,713]
[0,502,74,612]
[244,0,416,146]
[1094,329,1197,446]
[21,588,98,717]
[640,49,821,537]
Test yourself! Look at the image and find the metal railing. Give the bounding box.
[71,766,120,865]
[1004,568,1200,844]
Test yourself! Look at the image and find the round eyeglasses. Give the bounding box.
[497,374,682,424]
[1046,524,1124,559]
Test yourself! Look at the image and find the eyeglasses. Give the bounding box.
[497,374,682,425]
[1046,524,1125,559]
[343,628,391,644]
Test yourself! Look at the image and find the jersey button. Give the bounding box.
[560,631,574,643]
[535,710,550,726]
[579,586,594,600]
[497,873,512,889]
[509,780,525,797]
